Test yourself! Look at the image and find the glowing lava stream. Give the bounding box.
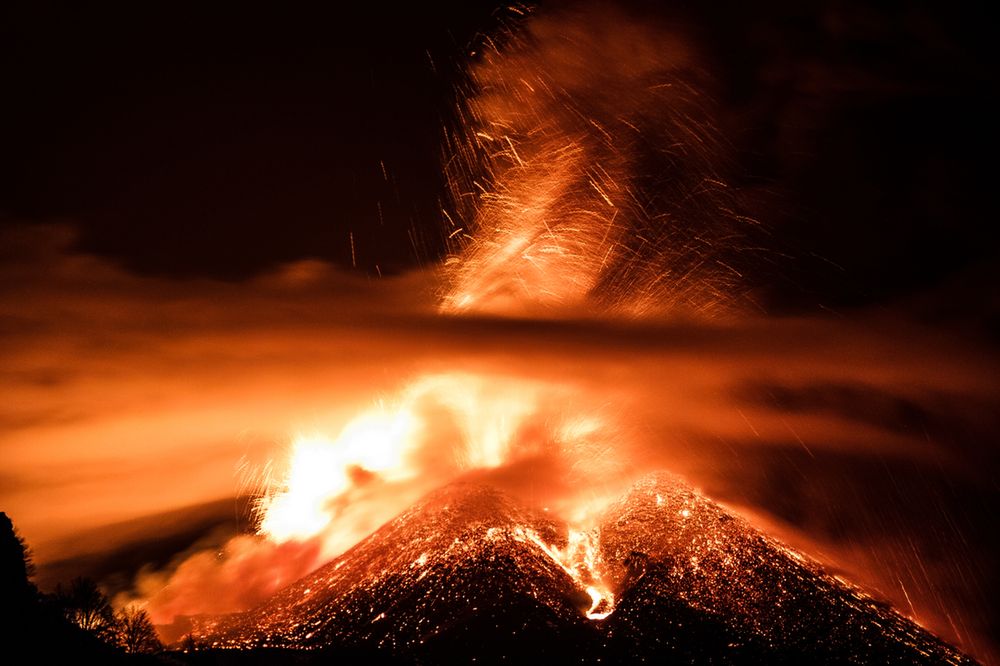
[521,526,616,620]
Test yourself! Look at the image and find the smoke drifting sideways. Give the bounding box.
[1,4,997,664]
[3,220,997,660]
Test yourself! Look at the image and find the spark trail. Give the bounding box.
[439,5,756,317]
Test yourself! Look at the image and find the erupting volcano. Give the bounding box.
[191,475,970,664]
[142,5,984,663]
[3,2,994,665]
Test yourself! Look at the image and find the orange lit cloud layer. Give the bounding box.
[1,223,997,660]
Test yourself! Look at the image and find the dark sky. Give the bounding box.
[1,0,996,310]
[0,1,502,277]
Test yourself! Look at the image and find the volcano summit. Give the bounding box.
[193,473,972,664]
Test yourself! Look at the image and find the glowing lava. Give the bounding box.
[257,407,419,542]
[253,369,626,620]
[254,373,624,569]
[527,527,616,620]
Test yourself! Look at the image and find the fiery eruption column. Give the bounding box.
[439,5,756,317]
[255,4,761,623]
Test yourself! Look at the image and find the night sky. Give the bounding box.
[2,1,995,311]
[1,1,500,277]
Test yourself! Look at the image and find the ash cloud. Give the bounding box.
[0,221,437,546]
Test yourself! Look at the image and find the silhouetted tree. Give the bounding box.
[57,576,117,641]
[1,513,120,661]
[1,511,38,650]
[182,632,201,653]
[115,605,162,654]
[0,511,34,603]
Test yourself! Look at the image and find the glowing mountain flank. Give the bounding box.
[203,484,599,660]
[599,474,973,664]
[199,475,974,664]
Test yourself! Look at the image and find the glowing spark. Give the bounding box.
[438,7,755,317]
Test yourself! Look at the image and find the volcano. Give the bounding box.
[195,474,974,664]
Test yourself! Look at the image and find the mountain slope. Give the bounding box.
[600,473,971,664]
[197,475,975,664]
[205,484,600,661]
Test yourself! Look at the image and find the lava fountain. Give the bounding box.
[438,4,756,317]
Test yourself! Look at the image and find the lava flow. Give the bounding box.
[529,527,615,620]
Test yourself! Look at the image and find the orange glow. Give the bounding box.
[2,4,997,660]
[526,526,615,620]
[257,411,418,542]
[253,372,624,566]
